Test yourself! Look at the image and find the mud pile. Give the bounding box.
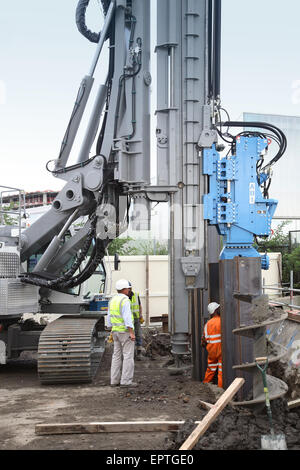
[140,327,300,450]
[165,399,300,450]
[143,329,172,358]
[270,359,300,400]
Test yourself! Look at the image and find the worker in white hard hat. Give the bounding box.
[201,302,223,388]
[107,279,137,387]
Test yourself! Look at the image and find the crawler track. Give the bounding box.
[38,316,105,384]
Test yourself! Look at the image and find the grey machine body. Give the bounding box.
[0,0,218,378]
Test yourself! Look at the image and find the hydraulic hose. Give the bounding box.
[76,0,113,43]
[222,121,287,167]
[20,213,98,289]
[76,0,100,43]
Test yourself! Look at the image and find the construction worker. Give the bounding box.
[128,282,145,360]
[107,279,137,387]
[202,302,223,388]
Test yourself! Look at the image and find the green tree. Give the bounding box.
[1,202,18,225]
[107,237,139,256]
[255,220,290,253]
[137,239,169,255]
[255,221,292,284]
[284,246,300,287]
[107,237,169,255]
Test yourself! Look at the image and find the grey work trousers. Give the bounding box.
[134,318,143,348]
[111,331,135,385]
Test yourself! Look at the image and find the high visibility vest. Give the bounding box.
[204,315,222,357]
[109,294,133,332]
[130,291,140,320]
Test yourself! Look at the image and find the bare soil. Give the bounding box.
[0,329,299,451]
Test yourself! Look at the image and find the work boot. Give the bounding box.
[120,382,138,388]
[135,350,142,361]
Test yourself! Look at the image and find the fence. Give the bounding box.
[262,269,300,311]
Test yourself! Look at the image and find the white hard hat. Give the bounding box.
[116,279,130,291]
[208,302,220,315]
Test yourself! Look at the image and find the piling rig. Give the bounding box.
[0,0,288,401]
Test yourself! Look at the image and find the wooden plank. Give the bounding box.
[179,378,245,450]
[287,398,300,409]
[35,420,201,436]
[150,315,168,322]
[288,311,300,323]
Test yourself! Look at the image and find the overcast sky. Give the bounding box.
[1,0,300,192]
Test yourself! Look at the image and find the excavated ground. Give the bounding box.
[0,328,300,451]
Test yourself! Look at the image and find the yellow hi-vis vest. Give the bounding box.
[109,294,133,332]
[130,291,140,319]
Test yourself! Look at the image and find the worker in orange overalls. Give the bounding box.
[202,302,223,388]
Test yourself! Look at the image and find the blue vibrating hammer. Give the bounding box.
[203,136,278,269]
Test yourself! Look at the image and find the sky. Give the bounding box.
[1,0,300,193]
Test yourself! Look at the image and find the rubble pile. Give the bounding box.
[270,359,300,400]
[166,399,300,450]
[142,328,172,358]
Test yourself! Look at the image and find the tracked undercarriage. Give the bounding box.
[38,316,106,384]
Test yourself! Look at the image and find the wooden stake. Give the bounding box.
[179,377,245,450]
[35,420,201,436]
[287,398,300,410]
[197,400,214,410]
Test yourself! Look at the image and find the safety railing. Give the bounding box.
[0,185,27,251]
[262,270,300,311]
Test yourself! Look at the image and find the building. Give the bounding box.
[244,112,300,232]
[2,190,58,209]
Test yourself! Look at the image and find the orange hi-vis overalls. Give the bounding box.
[203,315,222,388]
